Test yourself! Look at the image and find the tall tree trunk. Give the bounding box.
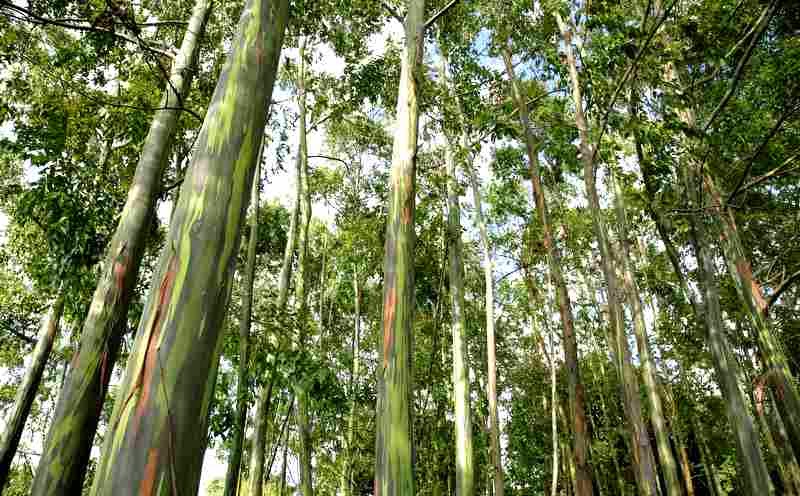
[501,46,593,496]
[0,290,65,489]
[375,0,425,494]
[612,173,684,496]
[445,134,475,496]
[555,13,659,495]
[658,57,775,492]
[88,0,288,493]
[457,82,504,496]
[341,270,361,496]
[247,149,299,496]
[223,160,262,496]
[32,3,212,494]
[689,195,774,495]
[294,35,314,496]
[703,176,800,457]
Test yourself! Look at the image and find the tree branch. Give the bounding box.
[590,0,675,163]
[765,269,800,317]
[738,152,800,193]
[425,0,459,29]
[701,0,778,133]
[308,155,349,166]
[727,101,800,203]
[379,0,403,24]
[0,1,176,59]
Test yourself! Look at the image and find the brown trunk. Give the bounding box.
[502,46,593,496]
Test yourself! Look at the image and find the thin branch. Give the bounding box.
[379,0,403,24]
[424,0,459,29]
[738,152,800,192]
[308,155,349,166]
[701,0,778,133]
[590,0,675,163]
[765,269,800,316]
[0,2,176,59]
[136,20,189,27]
[727,101,800,203]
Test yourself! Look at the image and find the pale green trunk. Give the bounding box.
[294,36,314,496]
[704,176,800,458]
[0,290,65,489]
[375,1,425,494]
[341,271,361,496]
[449,56,505,496]
[32,3,212,494]
[247,148,298,496]
[554,14,659,495]
[88,0,288,493]
[224,159,262,496]
[445,138,475,496]
[247,375,276,496]
[612,173,683,496]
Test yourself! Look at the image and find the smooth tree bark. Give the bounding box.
[447,58,505,496]
[0,290,65,489]
[445,136,475,496]
[223,159,262,496]
[293,36,314,496]
[612,173,683,496]
[340,270,362,496]
[554,15,659,495]
[375,1,426,495]
[31,3,212,494]
[656,57,774,493]
[247,151,299,496]
[502,45,593,496]
[88,0,289,493]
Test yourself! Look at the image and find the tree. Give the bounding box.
[88,0,289,493]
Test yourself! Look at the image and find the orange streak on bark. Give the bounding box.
[131,256,178,436]
[401,206,411,225]
[139,447,160,496]
[383,286,397,369]
[113,244,129,295]
[736,258,768,313]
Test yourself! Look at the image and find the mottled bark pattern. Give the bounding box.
[704,175,800,458]
[0,292,65,489]
[31,4,212,494]
[88,0,288,494]
[375,1,425,495]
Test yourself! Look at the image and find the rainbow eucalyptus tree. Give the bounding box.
[88,0,289,493]
[0,290,65,489]
[374,0,425,494]
[31,2,212,493]
[501,47,593,496]
[374,0,468,492]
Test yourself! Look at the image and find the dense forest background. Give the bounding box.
[0,0,799,495]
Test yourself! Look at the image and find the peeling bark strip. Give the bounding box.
[89,1,289,495]
[0,291,65,490]
[375,1,425,495]
[32,3,212,494]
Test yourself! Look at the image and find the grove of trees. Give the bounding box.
[0,0,799,495]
